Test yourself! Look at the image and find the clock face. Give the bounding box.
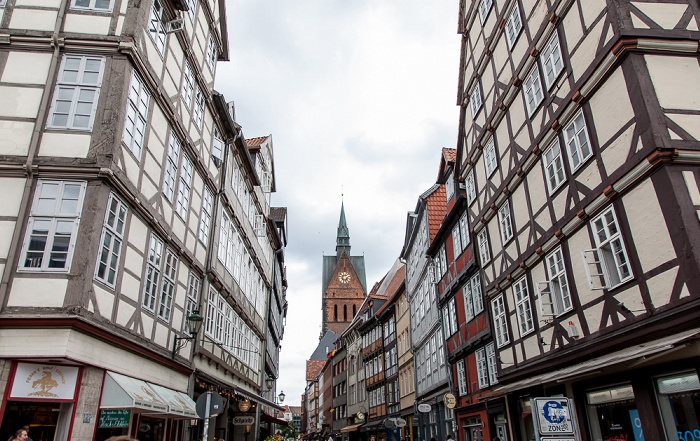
[339,272,351,284]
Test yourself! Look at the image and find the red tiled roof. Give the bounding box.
[376,265,406,315]
[246,136,269,147]
[442,147,456,163]
[306,360,325,381]
[426,184,447,241]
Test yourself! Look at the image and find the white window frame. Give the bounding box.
[484,137,498,177]
[122,70,150,160]
[212,125,224,165]
[475,347,489,389]
[498,201,514,245]
[457,359,468,395]
[193,85,205,130]
[477,228,490,266]
[459,211,470,248]
[175,154,193,220]
[486,343,498,385]
[438,244,448,277]
[181,61,195,109]
[478,0,493,24]
[142,233,164,313]
[71,0,114,14]
[583,206,633,289]
[442,296,458,337]
[198,186,213,245]
[463,273,483,322]
[538,246,572,316]
[162,132,181,201]
[185,0,196,21]
[492,295,509,347]
[541,30,564,89]
[469,83,482,119]
[543,139,566,194]
[513,276,534,336]
[148,0,167,56]
[183,271,200,333]
[47,55,105,131]
[206,33,217,73]
[466,170,477,205]
[94,192,128,287]
[158,248,178,322]
[524,64,544,116]
[19,180,87,273]
[0,0,7,6]
[563,109,592,172]
[452,224,463,257]
[505,3,523,49]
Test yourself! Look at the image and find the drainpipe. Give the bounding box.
[0,0,70,307]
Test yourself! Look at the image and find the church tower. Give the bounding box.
[321,202,367,337]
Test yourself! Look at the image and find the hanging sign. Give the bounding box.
[444,393,456,409]
[98,409,131,428]
[10,363,79,400]
[417,403,431,413]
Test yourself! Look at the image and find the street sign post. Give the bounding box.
[196,391,225,441]
[531,398,579,441]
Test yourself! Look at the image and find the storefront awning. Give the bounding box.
[262,411,290,427]
[359,420,384,432]
[234,386,285,412]
[340,423,365,432]
[484,328,700,397]
[100,371,197,418]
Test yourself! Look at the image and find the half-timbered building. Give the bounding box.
[456,0,700,439]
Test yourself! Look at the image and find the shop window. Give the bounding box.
[463,416,483,441]
[586,384,641,441]
[657,372,700,440]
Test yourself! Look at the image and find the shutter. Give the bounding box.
[581,248,609,290]
[537,281,555,317]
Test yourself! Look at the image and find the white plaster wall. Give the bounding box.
[631,2,689,30]
[1,52,52,85]
[9,9,58,31]
[569,19,604,84]
[115,15,125,35]
[0,121,34,156]
[590,68,634,147]
[0,87,43,118]
[0,221,15,259]
[646,266,680,307]
[63,13,111,35]
[581,0,607,28]
[646,55,700,111]
[93,283,115,320]
[116,299,136,328]
[7,278,67,307]
[0,178,26,216]
[566,227,599,307]
[38,132,91,157]
[601,124,636,177]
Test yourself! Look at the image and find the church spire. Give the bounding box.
[336,201,351,257]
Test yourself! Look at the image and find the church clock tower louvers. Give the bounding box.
[321,202,368,337]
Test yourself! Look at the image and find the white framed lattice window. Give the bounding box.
[457,359,468,395]
[492,295,509,347]
[193,86,205,130]
[158,248,178,322]
[466,170,477,205]
[20,180,87,273]
[183,271,200,333]
[198,186,213,244]
[206,33,217,73]
[162,132,181,201]
[563,109,592,172]
[94,192,127,287]
[438,244,448,277]
[538,246,572,316]
[142,233,164,313]
[185,0,196,22]
[505,2,523,49]
[217,212,229,265]
[498,201,513,245]
[478,0,493,24]
[541,30,564,89]
[486,343,498,385]
[71,0,113,14]
[459,211,470,248]
[175,154,193,220]
[484,137,497,177]
[470,83,482,119]
[181,61,194,109]
[543,139,566,194]
[211,125,224,165]
[148,0,167,56]
[475,347,489,389]
[582,206,633,290]
[463,273,483,322]
[513,276,534,336]
[477,228,490,266]
[442,296,458,337]
[122,70,150,160]
[452,223,463,258]
[47,55,105,130]
[524,64,544,116]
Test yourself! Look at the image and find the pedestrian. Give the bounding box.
[21,427,32,441]
[445,435,454,441]
[7,429,28,441]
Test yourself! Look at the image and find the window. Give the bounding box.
[656,372,700,440]
[583,207,632,289]
[175,154,193,219]
[456,359,467,395]
[183,272,200,333]
[193,86,205,130]
[205,288,260,369]
[498,201,514,244]
[524,64,544,116]
[475,347,489,389]
[442,296,458,337]
[466,171,477,205]
[71,0,113,13]
[211,125,224,165]
[477,229,490,265]
[162,132,181,201]
[484,138,497,177]
[438,244,448,277]
[541,30,564,89]
[538,246,572,316]
[543,139,566,194]
[459,212,470,248]
[158,249,178,322]
[492,295,509,347]
[185,0,196,21]
[513,276,534,336]
[0,0,6,6]
[48,55,105,130]
[470,83,482,118]
[206,34,217,73]
[563,110,592,171]
[142,234,164,312]
[463,274,483,322]
[20,180,86,272]
[148,0,167,56]
[198,186,213,244]
[452,224,463,257]
[505,3,523,49]
[95,193,127,287]
[182,62,195,109]
[478,0,492,24]
[122,70,150,160]
[486,343,498,385]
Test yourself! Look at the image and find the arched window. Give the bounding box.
[344,305,348,321]
[334,304,338,320]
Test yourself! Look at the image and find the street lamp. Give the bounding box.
[266,374,275,391]
[171,309,204,358]
[278,391,285,403]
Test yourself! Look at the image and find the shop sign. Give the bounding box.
[395,418,407,428]
[233,416,255,425]
[417,403,431,413]
[532,398,576,436]
[444,393,456,409]
[98,409,131,428]
[10,363,79,400]
[354,412,365,423]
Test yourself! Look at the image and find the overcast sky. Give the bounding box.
[215,0,461,406]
